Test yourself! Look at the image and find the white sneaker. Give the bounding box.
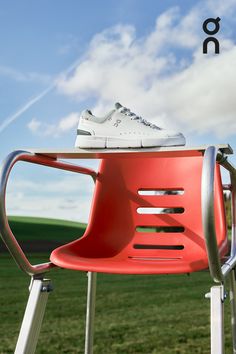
[75,103,186,148]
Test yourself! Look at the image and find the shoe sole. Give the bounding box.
[75,135,186,148]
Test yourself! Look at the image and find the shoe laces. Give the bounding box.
[119,107,161,130]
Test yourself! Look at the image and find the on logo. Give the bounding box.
[114,119,121,127]
[202,17,221,54]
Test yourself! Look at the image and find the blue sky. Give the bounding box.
[1,0,236,221]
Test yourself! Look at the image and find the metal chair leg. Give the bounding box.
[229,269,236,353]
[14,277,52,354]
[210,285,225,354]
[85,272,97,354]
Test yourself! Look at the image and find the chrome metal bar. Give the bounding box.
[222,259,236,278]
[229,270,236,353]
[228,161,236,260]
[14,277,52,354]
[230,185,236,259]
[221,157,236,278]
[201,146,224,283]
[0,150,97,276]
[0,151,53,276]
[220,157,236,176]
[85,272,97,354]
[210,285,225,354]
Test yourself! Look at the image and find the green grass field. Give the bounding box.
[0,217,234,353]
[8,215,86,242]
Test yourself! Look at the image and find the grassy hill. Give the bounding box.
[0,216,87,252]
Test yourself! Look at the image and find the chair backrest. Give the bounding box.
[84,151,228,273]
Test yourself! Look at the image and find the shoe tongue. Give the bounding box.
[114,102,123,110]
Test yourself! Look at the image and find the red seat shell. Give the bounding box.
[50,152,228,274]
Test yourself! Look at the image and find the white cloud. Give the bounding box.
[56,1,236,138]
[6,174,95,222]
[7,193,93,222]
[58,112,80,132]
[207,0,236,17]
[27,112,79,137]
[154,46,236,137]
[27,118,41,133]
[8,174,94,195]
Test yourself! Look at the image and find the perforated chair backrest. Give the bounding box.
[84,151,227,273]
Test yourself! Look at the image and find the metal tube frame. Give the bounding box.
[202,145,236,353]
[14,277,53,354]
[0,150,97,276]
[229,269,236,353]
[210,285,225,354]
[85,272,97,354]
[201,145,236,282]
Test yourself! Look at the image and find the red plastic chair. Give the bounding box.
[51,153,227,275]
[0,145,235,354]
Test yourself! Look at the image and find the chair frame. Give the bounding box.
[0,145,235,354]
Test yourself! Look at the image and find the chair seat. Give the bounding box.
[50,240,209,274]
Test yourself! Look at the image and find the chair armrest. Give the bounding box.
[219,155,236,278]
[0,150,97,276]
[202,146,236,283]
[201,146,224,283]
